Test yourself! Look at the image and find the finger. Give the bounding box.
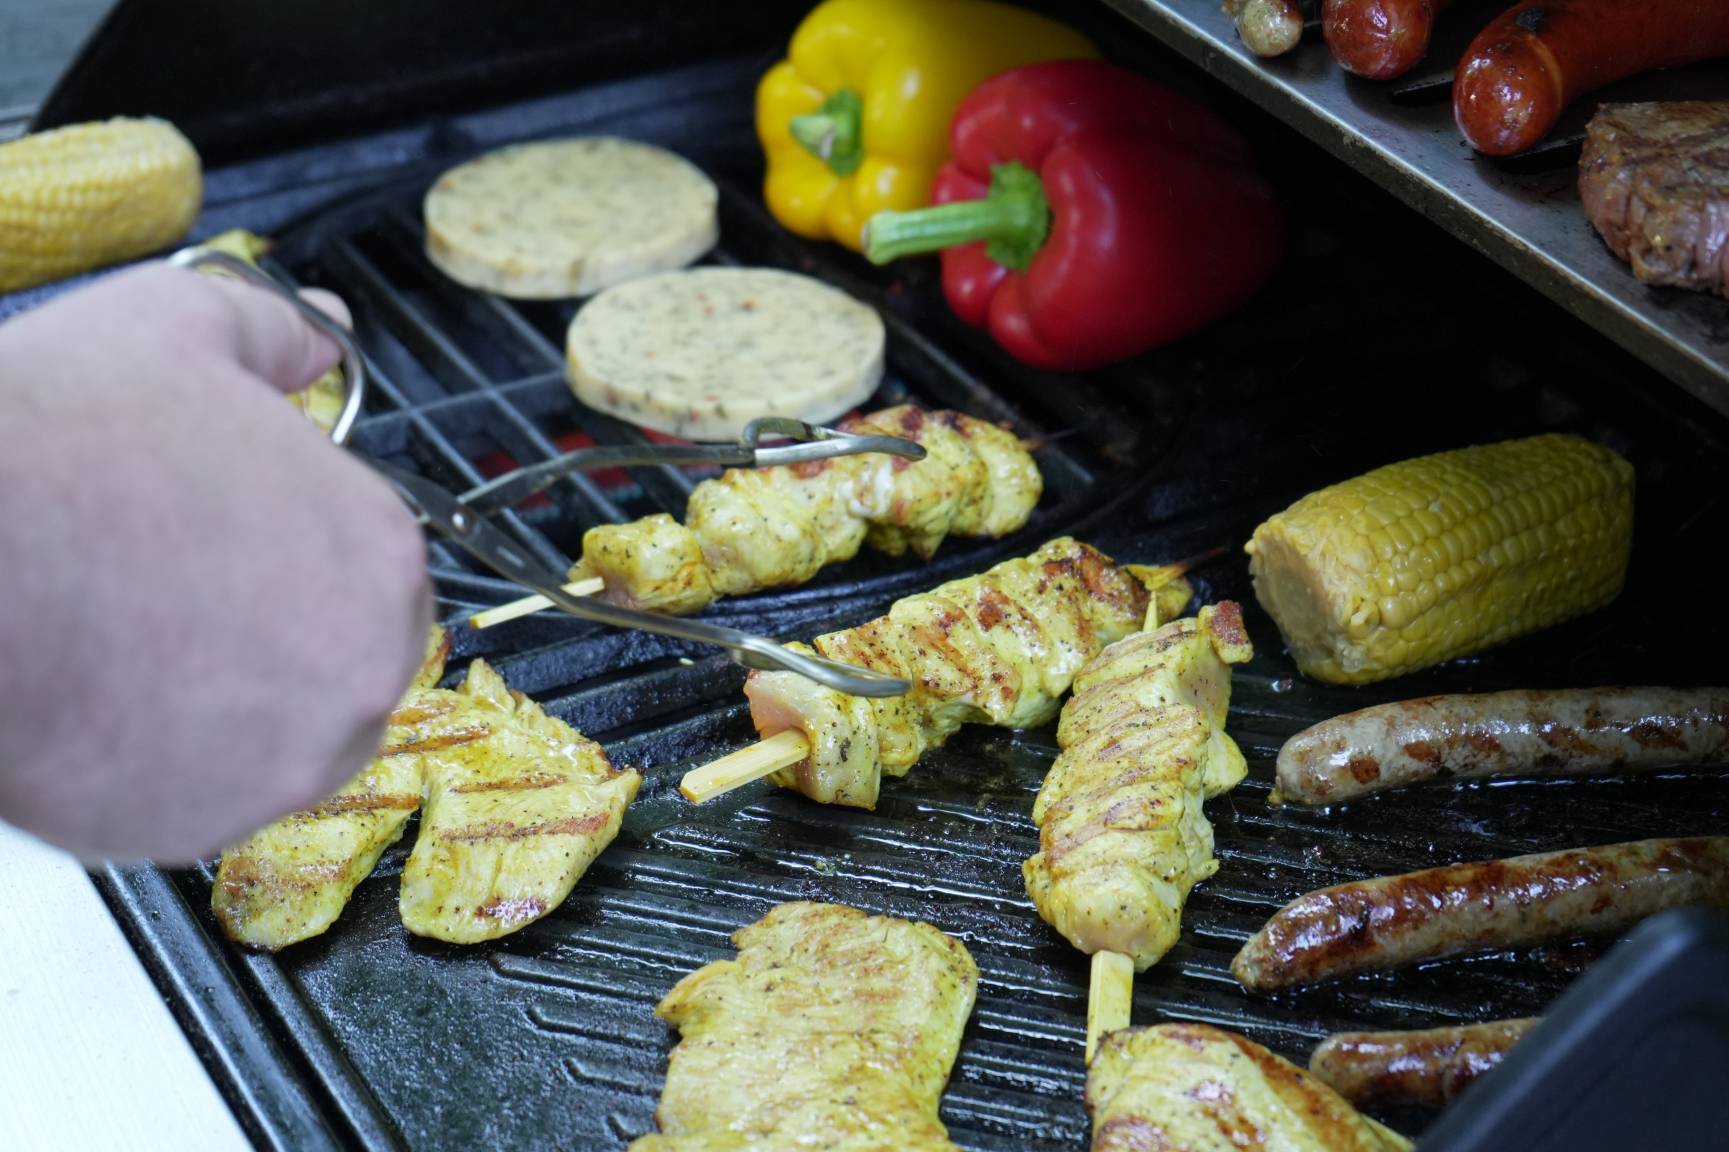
[298,288,352,331]
[202,273,350,395]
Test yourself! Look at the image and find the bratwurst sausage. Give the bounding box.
[1232,836,1729,991]
[1454,0,1729,156]
[1274,687,1729,805]
[1322,0,1454,80]
[1309,1018,1539,1109]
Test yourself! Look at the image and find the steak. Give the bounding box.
[1579,101,1729,298]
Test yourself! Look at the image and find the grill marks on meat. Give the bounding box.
[1087,1024,1412,1151]
[1232,836,1729,990]
[1309,1018,1539,1109]
[213,637,639,950]
[630,902,978,1152]
[399,659,639,943]
[573,404,1042,614]
[1024,603,1254,970]
[212,627,454,951]
[1581,102,1729,297]
[742,538,1151,808]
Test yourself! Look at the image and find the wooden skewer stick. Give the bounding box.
[680,729,810,804]
[1086,950,1136,1064]
[467,576,606,629]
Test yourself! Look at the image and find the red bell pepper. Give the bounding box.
[864,59,1283,373]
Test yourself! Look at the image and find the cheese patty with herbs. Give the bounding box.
[423,137,717,298]
[565,267,885,440]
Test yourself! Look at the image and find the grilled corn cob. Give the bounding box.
[1246,434,1634,684]
[0,117,201,293]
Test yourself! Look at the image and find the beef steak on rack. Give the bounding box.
[1579,101,1729,298]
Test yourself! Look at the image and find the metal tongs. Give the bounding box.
[169,247,367,444]
[461,416,924,514]
[172,243,918,698]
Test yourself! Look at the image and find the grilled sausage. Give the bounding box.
[1232,836,1729,991]
[1323,0,1454,79]
[1309,1019,1540,1109]
[1454,1,1729,156]
[1274,687,1729,805]
[1225,0,1307,57]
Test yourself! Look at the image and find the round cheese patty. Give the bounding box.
[566,268,886,441]
[423,137,718,298]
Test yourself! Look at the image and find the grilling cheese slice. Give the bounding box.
[565,267,885,440]
[424,137,718,298]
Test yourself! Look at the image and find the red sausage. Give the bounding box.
[1310,1019,1539,1109]
[1274,687,1729,805]
[1323,0,1455,80]
[1455,0,1729,156]
[1232,836,1729,991]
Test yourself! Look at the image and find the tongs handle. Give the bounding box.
[168,246,367,446]
[374,462,910,698]
[460,415,926,513]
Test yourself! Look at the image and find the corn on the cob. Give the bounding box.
[1246,433,1634,684]
[0,117,201,294]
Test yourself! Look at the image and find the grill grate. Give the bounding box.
[92,50,1729,1152]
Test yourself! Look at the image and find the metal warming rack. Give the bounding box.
[1100,0,1729,414]
[25,3,1729,1150]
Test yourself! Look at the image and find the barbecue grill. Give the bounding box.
[19,1,1729,1148]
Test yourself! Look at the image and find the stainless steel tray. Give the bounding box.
[1100,0,1729,415]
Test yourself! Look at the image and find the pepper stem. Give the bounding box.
[864,163,1050,272]
[788,87,864,176]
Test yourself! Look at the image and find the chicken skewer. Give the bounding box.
[681,539,1198,807]
[1020,596,1253,1060]
[471,404,1043,627]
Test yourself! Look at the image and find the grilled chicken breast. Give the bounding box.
[632,902,977,1152]
[212,628,451,951]
[398,659,639,943]
[1025,603,1253,969]
[742,538,1152,808]
[215,634,638,949]
[574,405,1043,615]
[1088,1024,1412,1151]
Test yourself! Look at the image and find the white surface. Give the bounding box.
[0,821,249,1152]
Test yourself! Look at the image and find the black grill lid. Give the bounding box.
[31,0,812,160]
[40,11,1729,1152]
[1423,908,1729,1152]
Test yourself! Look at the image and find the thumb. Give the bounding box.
[201,273,354,395]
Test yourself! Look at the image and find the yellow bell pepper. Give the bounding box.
[756,0,1097,251]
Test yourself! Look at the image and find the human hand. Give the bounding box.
[0,262,432,862]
